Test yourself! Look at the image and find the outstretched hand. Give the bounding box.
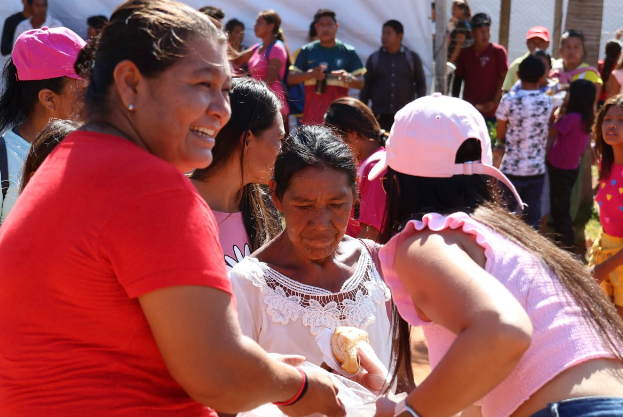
[374,397,397,417]
[349,342,389,394]
[278,367,346,417]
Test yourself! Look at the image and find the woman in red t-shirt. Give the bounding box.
[0,1,345,416]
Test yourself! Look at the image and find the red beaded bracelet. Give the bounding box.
[272,367,308,407]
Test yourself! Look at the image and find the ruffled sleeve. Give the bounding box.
[379,212,495,327]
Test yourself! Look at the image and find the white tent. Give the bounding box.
[0,0,432,89]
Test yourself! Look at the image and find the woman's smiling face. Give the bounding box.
[134,38,232,172]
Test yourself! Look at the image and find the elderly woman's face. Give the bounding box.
[136,38,232,173]
[276,166,354,261]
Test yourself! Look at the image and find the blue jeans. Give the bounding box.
[504,173,545,230]
[530,396,623,416]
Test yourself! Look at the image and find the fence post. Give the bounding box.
[552,0,564,59]
[434,0,447,94]
[498,0,512,50]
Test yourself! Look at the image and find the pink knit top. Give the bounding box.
[379,212,617,417]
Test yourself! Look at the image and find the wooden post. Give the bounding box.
[434,0,447,94]
[498,0,512,50]
[552,0,564,59]
[565,0,604,67]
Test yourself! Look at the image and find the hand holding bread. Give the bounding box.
[331,327,370,374]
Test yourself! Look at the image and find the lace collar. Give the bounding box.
[242,245,390,335]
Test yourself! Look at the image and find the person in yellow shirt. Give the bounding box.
[502,26,550,92]
[551,29,602,106]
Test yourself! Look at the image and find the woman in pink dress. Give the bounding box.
[234,10,293,134]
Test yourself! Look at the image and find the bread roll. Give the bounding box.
[331,327,369,374]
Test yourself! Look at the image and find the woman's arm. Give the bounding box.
[590,247,623,284]
[607,76,621,99]
[139,285,345,416]
[391,230,533,417]
[265,58,284,84]
[232,46,255,67]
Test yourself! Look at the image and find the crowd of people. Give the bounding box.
[0,0,622,416]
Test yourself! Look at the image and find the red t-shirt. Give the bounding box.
[0,131,231,416]
[455,43,509,117]
[302,85,349,125]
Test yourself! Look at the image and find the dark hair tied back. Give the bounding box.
[0,60,66,132]
[84,0,225,116]
[272,125,358,201]
[324,97,387,146]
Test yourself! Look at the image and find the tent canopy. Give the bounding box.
[0,0,432,89]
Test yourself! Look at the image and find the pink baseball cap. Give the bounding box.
[13,27,86,81]
[368,93,524,207]
[526,26,550,42]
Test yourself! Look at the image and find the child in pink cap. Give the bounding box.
[0,26,85,224]
[371,94,623,417]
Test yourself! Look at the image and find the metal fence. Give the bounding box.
[452,0,623,67]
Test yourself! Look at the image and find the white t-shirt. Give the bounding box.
[0,129,30,224]
[229,242,393,369]
[14,15,64,45]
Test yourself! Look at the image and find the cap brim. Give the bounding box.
[368,152,388,181]
[527,34,550,42]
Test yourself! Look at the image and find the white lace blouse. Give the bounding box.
[229,243,393,369]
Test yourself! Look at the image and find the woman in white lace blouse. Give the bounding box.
[229,125,394,379]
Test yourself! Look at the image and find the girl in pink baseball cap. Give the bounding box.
[372,94,623,417]
[0,26,85,222]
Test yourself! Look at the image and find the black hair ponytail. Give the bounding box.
[0,59,66,132]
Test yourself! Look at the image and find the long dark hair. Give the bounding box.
[601,39,622,95]
[566,79,596,134]
[381,138,623,387]
[594,94,623,181]
[191,77,282,252]
[258,9,293,66]
[0,59,67,132]
[21,119,80,192]
[78,0,225,116]
[324,97,388,146]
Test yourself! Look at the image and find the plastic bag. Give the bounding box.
[237,362,377,417]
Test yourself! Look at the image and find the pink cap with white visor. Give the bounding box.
[368,93,524,207]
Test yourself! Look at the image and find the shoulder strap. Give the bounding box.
[402,46,415,74]
[264,40,289,88]
[264,41,275,60]
[0,136,8,204]
[358,238,383,278]
[370,49,381,75]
